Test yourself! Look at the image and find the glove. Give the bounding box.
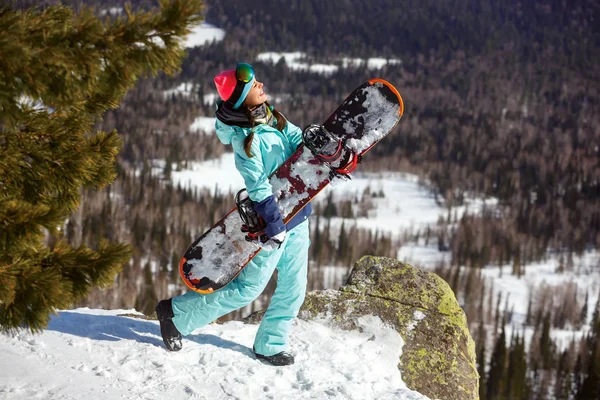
[246,230,286,251]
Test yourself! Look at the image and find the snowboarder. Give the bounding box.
[156,62,312,366]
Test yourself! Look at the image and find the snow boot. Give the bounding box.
[155,299,182,352]
[253,347,295,366]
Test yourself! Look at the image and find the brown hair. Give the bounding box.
[243,101,287,158]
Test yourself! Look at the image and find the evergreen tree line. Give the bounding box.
[434,264,600,399]
[203,0,598,75]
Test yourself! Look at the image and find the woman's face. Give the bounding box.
[244,80,268,109]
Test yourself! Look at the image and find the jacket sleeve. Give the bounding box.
[253,195,285,238]
[233,134,286,238]
[283,120,304,150]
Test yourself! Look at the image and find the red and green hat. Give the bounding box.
[214,62,256,109]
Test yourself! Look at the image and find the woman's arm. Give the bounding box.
[283,120,304,149]
[233,136,285,238]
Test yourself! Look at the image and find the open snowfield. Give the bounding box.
[159,151,493,239]
[256,52,402,74]
[184,23,225,47]
[0,309,429,400]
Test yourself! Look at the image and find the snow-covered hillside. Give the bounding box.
[0,309,429,400]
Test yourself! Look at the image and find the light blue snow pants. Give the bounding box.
[171,220,310,356]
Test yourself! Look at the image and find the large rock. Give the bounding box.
[247,256,479,400]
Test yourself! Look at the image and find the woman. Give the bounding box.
[155,63,312,366]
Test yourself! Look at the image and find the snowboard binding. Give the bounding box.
[302,124,361,181]
[235,189,267,241]
[303,124,344,163]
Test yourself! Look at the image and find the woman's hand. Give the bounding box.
[245,230,286,251]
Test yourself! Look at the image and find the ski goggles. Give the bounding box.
[236,62,255,83]
[230,63,256,109]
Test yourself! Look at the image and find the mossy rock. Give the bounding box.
[292,256,478,400]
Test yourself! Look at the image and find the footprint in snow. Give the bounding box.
[296,369,311,385]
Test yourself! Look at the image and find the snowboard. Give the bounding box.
[179,79,404,294]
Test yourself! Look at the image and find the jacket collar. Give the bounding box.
[215,101,274,129]
[215,100,252,128]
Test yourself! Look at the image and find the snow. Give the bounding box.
[96,9,224,48]
[164,50,402,106]
[189,116,217,135]
[400,241,600,352]
[257,52,336,74]
[157,150,449,233]
[161,20,227,99]
[166,153,245,196]
[340,83,401,153]
[160,165,444,242]
[162,82,219,106]
[163,82,196,98]
[184,23,225,48]
[257,51,306,65]
[342,57,402,70]
[0,309,430,400]
[316,172,445,242]
[99,7,122,16]
[270,147,331,216]
[187,211,258,284]
[256,52,402,75]
[478,251,600,326]
[406,310,427,333]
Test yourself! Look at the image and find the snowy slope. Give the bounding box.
[256,52,402,75]
[0,309,430,400]
[156,151,449,227]
[184,23,225,47]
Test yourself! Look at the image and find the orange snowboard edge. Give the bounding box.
[368,78,404,117]
[179,256,215,294]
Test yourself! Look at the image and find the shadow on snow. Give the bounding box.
[46,311,251,358]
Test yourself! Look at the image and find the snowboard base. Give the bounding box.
[179,79,404,294]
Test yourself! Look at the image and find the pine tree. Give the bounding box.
[506,332,528,399]
[592,295,600,328]
[487,321,507,399]
[579,290,589,329]
[555,350,573,400]
[337,221,347,260]
[477,323,488,400]
[540,311,555,369]
[525,291,533,326]
[577,317,600,399]
[0,0,203,332]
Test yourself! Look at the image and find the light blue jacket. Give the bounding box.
[215,111,312,237]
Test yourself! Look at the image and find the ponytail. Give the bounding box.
[243,101,287,158]
[243,132,255,158]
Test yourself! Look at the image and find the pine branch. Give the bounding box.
[0,0,204,333]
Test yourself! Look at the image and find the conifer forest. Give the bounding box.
[2,0,600,398]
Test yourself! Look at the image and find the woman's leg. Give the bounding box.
[253,220,310,356]
[171,246,284,336]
